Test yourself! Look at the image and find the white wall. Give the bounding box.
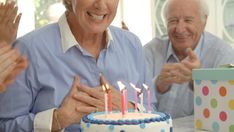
[112,0,153,45]
[17,0,35,37]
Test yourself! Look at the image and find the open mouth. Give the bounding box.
[87,12,106,20]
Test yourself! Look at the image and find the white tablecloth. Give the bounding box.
[173,115,209,132]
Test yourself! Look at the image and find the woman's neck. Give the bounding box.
[67,13,107,60]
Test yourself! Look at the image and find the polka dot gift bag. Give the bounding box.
[192,68,234,132]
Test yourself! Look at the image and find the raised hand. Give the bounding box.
[156,48,200,93]
[181,48,201,70]
[53,76,93,131]
[0,1,21,44]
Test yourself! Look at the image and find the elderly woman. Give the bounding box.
[0,1,28,93]
[0,0,157,131]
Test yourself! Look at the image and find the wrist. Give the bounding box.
[156,76,171,93]
[52,109,62,132]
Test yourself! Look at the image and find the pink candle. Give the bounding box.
[125,89,128,113]
[117,81,126,117]
[104,92,108,115]
[122,90,125,116]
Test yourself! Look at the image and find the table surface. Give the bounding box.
[173,115,209,132]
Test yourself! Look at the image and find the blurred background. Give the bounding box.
[1,0,234,47]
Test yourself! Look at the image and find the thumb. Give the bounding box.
[185,48,198,62]
[70,76,80,93]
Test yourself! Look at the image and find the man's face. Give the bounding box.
[166,0,206,54]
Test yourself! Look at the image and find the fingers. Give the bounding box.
[0,1,17,24]
[13,13,21,31]
[0,55,27,90]
[73,91,104,107]
[6,3,18,24]
[70,76,80,94]
[159,63,192,84]
[73,90,105,113]
[78,83,103,99]
[71,76,105,111]
[0,46,27,89]
[185,48,197,62]
[57,76,89,126]
[4,56,28,78]
[0,1,20,44]
[0,61,16,83]
[0,44,11,54]
[15,56,28,69]
[76,105,96,113]
[0,49,20,72]
[121,21,129,30]
[182,48,201,69]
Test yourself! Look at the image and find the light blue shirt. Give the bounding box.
[0,14,157,131]
[144,32,234,118]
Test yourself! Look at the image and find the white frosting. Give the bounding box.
[80,111,173,132]
[94,112,160,121]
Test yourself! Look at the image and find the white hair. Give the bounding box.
[163,0,209,23]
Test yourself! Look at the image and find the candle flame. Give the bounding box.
[130,83,141,92]
[143,83,149,90]
[105,84,110,90]
[117,81,125,91]
[102,85,106,92]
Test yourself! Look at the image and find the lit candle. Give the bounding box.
[130,83,141,112]
[117,81,125,117]
[125,88,128,113]
[121,90,125,117]
[102,85,108,116]
[139,92,144,114]
[105,84,112,113]
[143,84,151,113]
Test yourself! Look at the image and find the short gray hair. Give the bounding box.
[163,0,209,23]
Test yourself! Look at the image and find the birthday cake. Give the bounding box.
[80,111,173,132]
